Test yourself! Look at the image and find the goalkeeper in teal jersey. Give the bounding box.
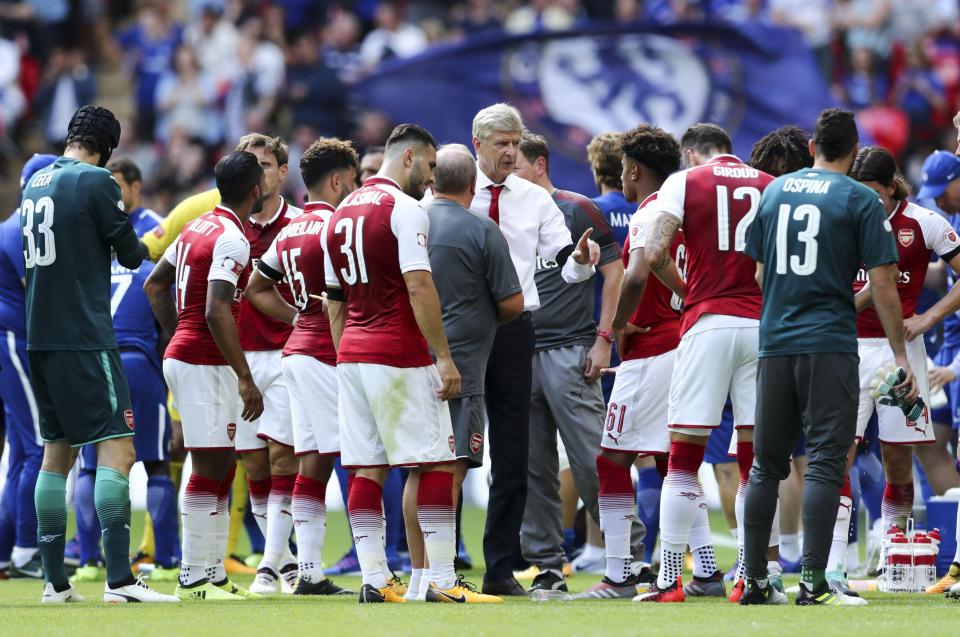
[739,109,917,606]
[21,106,177,604]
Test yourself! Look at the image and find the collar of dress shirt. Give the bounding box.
[475,162,520,191]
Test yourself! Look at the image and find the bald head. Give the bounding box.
[433,144,477,196]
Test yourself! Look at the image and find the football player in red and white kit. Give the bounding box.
[231,134,304,595]
[819,147,960,590]
[145,151,266,601]
[244,137,360,596]
[639,124,774,602]
[574,125,701,599]
[324,124,497,604]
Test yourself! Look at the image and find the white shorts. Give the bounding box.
[601,351,675,455]
[163,359,240,450]
[282,355,340,456]
[856,337,933,445]
[236,349,292,451]
[667,315,758,436]
[338,362,456,468]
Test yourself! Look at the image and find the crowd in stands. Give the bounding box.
[1,0,960,212]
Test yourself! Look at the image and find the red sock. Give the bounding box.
[348,476,386,587]
[736,441,753,486]
[667,440,706,474]
[654,454,669,479]
[839,474,852,499]
[881,482,914,529]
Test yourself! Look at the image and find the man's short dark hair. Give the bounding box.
[215,151,263,205]
[519,130,550,173]
[384,124,436,154]
[106,157,142,185]
[620,124,681,181]
[850,146,910,200]
[749,125,812,177]
[813,108,858,162]
[300,137,359,190]
[680,123,732,156]
[65,105,121,167]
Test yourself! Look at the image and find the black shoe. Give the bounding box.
[481,576,526,596]
[635,566,657,586]
[529,569,568,593]
[358,583,385,603]
[739,579,788,605]
[295,578,354,596]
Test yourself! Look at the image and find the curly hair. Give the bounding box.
[300,137,359,190]
[620,124,681,181]
[749,125,812,177]
[586,132,623,191]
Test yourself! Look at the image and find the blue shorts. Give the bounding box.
[80,351,169,468]
[932,343,960,429]
[0,330,43,458]
[705,401,735,464]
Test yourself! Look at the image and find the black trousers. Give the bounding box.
[744,353,859,579]
[483,312,535,581]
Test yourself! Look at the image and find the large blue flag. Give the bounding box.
[354,22,835,195]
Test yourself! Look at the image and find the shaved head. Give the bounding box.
[433,144,477,196]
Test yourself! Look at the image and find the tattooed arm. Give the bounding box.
[644,212,686,299]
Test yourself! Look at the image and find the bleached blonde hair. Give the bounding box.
[472,103,523,141]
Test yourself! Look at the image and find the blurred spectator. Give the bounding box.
[184,2,239,91]
[894,42,948,140]
[769,0,833,62]
[323,9,363,82]
[353,110,392,154]
[282,123,317,206]
[841,47,888,109]
[614,0,642,22]
[0,36,24,135]
[34,47,95,151]
[449,0,503,37]
[0,0,68,61]
[645,0,706,24]
[359,1,428,67]
[272,0,329,34]
[116,2,183,142]
[283,30,348,137]
[835,0,893,65]
[711,0,767,23]
[154,45,220,146]
[151,129,212,210]
[224,30,284,144]
[506,0,577,33]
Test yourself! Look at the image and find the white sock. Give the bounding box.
[180,475,219,586]
[847,541,860,572]
[418,568,431,598]
[735,479,746,581]
[826,495,852,576]
[599,492,634,583]
[406,568,423,600]
[262,476,295,571]
[292,477,327,584]
[657,458,703,589]
[206,488,230,584]
[417,478,457,591]
[658,542,685,589]
[767,560,782,579]
[689,504,717,578]
[11,546,37,568]
[780,533,801,562]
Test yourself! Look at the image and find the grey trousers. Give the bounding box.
[520,345,645,571]
[744,353,859,579]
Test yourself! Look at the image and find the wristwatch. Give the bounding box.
[597,329,614,343]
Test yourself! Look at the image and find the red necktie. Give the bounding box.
[487,184,504,225]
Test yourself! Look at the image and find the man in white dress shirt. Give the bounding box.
[467,103,599,595]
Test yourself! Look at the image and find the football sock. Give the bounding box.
[881,482,913,532]
[657,440,706,589]
[74,468,101,565]
[262,474,295,570]
[180,473,219,586]
[801,564,826,591]
[349,476,387,588]
[11,546,36,568]
[767,560,782,579]
[15,452,40,555]
[636,465,663,564]
[207,467,235,584]
[780,533,800,563]
[418,568,431,597]
[94,467,135,587]
[247,475,271,541]
[734,441,752,581]
[292,473,327,583]
[35,471,69,589]
[827,476,852,578]
[227,461,246,557]
[138,512,155,558]
[407,568,423,598]
[147,475,179,567]
[417,471,456,590]
[597,456,634,583]
[689,504,717,578]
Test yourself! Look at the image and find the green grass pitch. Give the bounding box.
[2,507,958,637]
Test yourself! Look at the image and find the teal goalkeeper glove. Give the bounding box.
[869,364,925,422]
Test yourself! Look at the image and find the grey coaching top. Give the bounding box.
[427,198,522,396]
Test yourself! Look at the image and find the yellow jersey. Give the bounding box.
[141,188,222,261]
